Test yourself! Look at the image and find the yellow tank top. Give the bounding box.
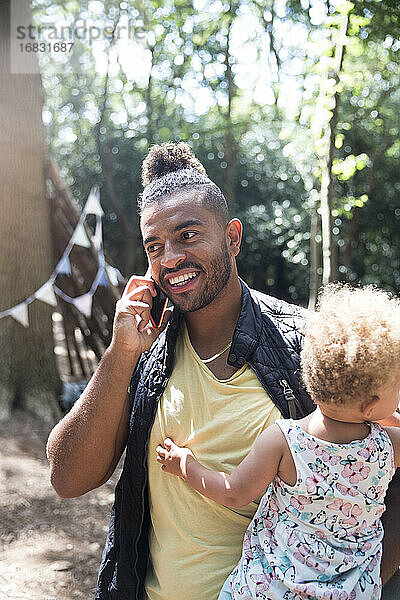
[144,324,281,600]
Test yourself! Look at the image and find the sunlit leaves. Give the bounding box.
[31,0,400,303]
[332,153,369,181]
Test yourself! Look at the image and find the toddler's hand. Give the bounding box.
[156,438,195,479]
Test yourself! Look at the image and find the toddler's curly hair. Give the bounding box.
[301,284,400,405]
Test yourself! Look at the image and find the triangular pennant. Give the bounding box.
[98,249,105,269]
[72,293,93,318]
[71,223,91,248]
[83,185,104,217]
[105,264,119,287]
[91,218,103,251]
[56,255,72,276]
[35,281,58,307]
[10,303,29,328]
[116,267,125,283]
[98,268,109,288]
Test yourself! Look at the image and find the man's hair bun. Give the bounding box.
[139,140,228,224]
[142,141,207,187]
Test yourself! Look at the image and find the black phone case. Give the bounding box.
[150,287,168,328]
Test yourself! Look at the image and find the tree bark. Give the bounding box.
[146,45,155,147]
[308,205,320,310]
[224,5,237,211]
[320,6,349,285]
[0,1,61,422]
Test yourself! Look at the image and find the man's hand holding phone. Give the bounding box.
[46,271,168,497]
[111,272,171,357]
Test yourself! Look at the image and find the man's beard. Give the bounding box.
[160,242,232,313]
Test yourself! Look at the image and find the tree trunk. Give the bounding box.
[146,46,155,148]
[0,1,61,422]
[308,205,320,310]
[320,6,349,285]
[224,7,237,211]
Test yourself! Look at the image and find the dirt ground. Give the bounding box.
[0,411,120,600]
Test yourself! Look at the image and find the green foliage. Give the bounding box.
[33,0,400,305]
[332,154,368,181]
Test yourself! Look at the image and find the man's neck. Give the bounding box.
[184,274,242,355]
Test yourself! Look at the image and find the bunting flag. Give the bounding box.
[106,263,123,287]
[105,262,124,284]
[10,303,29,328]
[92,218,103,251]
[97,268,109,288]
[56,255,72,276]
[35,281,58,307]
[90,263,105,293]
[83,185,104,217]
[72,293,93,319]
[70,222,91,248]
[0,185,122,326]
[98,249,105,268]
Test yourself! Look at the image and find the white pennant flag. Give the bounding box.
[105,264,119,287]
[91,218,103,251]
[98,268,109,288]
[57,255,72,275]
[116,267,125,283]
[35,281,58,307]
[10,303,29,328]
[71,223,91,248]
[83,185,104,217]
[72,293,93,318]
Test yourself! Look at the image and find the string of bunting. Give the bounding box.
[0,186,124,328]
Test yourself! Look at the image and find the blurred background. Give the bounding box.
[0,0,399,597]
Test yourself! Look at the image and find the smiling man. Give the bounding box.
[47,142,400,600]
[143,196,233,317]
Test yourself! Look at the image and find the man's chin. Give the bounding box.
[163,291,198,313]
[168,296,197,313]
[175,294,218,314]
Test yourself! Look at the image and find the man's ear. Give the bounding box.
[360,395,380,420]
[226,218,243,257]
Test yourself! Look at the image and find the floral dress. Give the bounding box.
[229,419,395,600]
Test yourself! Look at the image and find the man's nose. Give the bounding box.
[160,240,186,269]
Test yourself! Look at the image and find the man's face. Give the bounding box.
[141,193,233,313]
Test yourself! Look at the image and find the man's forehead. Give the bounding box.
[141,194,214,233]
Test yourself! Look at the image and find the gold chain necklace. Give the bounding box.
[200,341,232,364]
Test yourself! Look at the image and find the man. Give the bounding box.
[47,142,400,600]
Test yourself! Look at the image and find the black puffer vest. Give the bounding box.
[95,280,314,599]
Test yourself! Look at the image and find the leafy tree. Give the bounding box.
[31,0,400,308]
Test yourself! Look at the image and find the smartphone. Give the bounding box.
[150,283,169,328]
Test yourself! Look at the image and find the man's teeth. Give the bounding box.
[169,272,198,287]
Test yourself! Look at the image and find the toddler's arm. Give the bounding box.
[156,425,285,508]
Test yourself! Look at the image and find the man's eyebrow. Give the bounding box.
[143,234,159,246]
[173,219,204,232]
[144,219,204,246]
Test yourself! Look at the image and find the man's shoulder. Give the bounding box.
[249,287,309,324]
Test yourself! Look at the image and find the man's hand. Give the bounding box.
[156,438,195,479]
[47,271,172,499]
[112,273,171,356]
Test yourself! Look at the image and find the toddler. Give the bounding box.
[156,284,400,600]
